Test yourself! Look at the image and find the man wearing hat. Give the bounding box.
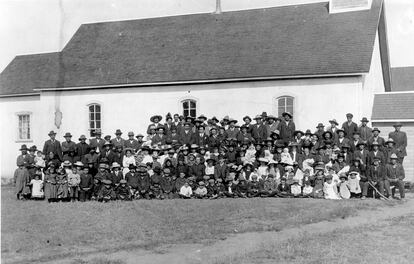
[111,129,125,150]
[242,116,253,133]
[314,123,325,142]
[265,115,280,138]
[251,115,267,142]
[147,115,164,135]
[279,112,295,143]
[388,122,407,163]
[61,132,76,158]
[179,122,194,145]
[367,142,386,166]
[89,129,105,153]
[152,127,167,146]
[358,117,372,142]
[163,113,176,136]
[334,129,350,149]
[76,135,90,162]
[341,113,358,140]
[363,157,386,199]
[367,127,385,151]
[193,125,209,147]
[124,132,140,150]
[350,132,364,153]
[384,138,399,164]
[99,142,116,165]
[327,119,339,141]
[43,130,63,161]
[225,118,240,139]
[237,125,254,144]
[16,144,30,168]
[384,153,405,199]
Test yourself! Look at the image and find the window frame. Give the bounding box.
[87,103,102,137]
[180,97,198,118]
[275,95,295,120]
[15,111,33,143]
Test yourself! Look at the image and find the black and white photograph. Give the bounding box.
[0,0,413,263]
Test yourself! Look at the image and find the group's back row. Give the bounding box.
[37,112,407,162]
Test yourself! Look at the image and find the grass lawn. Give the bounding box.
[216,214,414,264]
[1,186,386,264]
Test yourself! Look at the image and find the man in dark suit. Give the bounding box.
[43,130,63,161]
[358,117,372,142]
[76,135,90,161]
[89,129,105,153]
[192,125,209,147]
[152,127,167,146]
[164,113,176,136]
[251,115,267,143]
[99,142,116,165]
[350,132,364,153]
[124,132,140,150]
[341,113,358,140]
[367,142,386,165]
[388,122,407,163]
[279,112,295,143]
[225,118,240,140]
[242,116,254,134]
[179,122,194,145]
[110,129,125,150]
[367,127,385,151]
[61,132,76,159]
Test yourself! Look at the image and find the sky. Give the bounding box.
[0,0,413,72]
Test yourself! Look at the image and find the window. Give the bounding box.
[88,104,101,137]
[182,99,197,118]
[18,114,31,140]
[277,96,294,118]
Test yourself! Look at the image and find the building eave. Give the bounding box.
[0,92,40,98]
[33,72,365,92]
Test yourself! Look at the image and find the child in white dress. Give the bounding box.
[29,173,44,199]
[323,175,341,200]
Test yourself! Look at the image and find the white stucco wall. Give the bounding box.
[37,76,364,140]
[0,95,41,180]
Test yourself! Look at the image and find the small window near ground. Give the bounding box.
[88,104,101,137]
[277,96,294,118]
[18,114,31,140]
[182,99,197,118]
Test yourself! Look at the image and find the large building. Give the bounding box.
[0,0,412,181]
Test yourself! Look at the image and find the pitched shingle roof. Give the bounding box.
[372,93,414,120]
[391,67,414,92]
[1,0,383,95]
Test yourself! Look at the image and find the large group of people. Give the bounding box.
[13,111,408,202]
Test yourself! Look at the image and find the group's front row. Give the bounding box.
[14,151,405,202]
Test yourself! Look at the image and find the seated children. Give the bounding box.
[338,173,350,199]
[277,177,290,197]
[97,179,117,202]
[179,181,193,199]
[348,171,361,198]
[323,175,341,200]
[248,174,262,197]
[290,179,302,197]
[194,181,208,199]
[116,179,132,201]
[29,172,44,199]
[302,181,313,198]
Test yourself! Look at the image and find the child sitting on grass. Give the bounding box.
[348,171,361,198]
[194,181,208,199]
[277,177,290,197]
[323,175,341,200]
[302,181,313,198]
[179,181,193,199]
[338,174,350,199]
[29,172,44,200]
[116,179,132,201]
[290,180,302,197]
[97,179,116,202]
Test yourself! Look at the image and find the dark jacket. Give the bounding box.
[43,139,63,160]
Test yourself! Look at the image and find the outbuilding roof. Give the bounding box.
[371,92,414,120]
[1,0,383,96]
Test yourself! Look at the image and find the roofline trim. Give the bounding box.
[374,91,414,95]
[33,72,365,92]
[371,119,414,122]
[0,92,40,98]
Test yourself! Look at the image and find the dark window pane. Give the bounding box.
[89,113,94,121]
[96,113,101,121]
[287,97,294,105]
[278,98,285,107]
[288,106,294,114]
[96,121,101,128]
[183,110,189,117]
[90,121,95,129]
[183,101,188,109]
[190,101,196,108]
[89,105,94,112]
[190,109,196,118]
[95,104,101,112]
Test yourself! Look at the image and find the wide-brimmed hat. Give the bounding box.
[371,141,380,146]
[341,144,351,149]
[253,115,262,120]
[73,161,84,167]
[243,116,252,122]
[385,138,396,145]
[393,122,403,127]
[275,141,286,148]
[62,160,72,167]
[322,131,333,139]
[19,144,29,151]
[346,113,354,118]
[356,142,367,147]
[282,112,293,118]
[294,130,304,137]
[360,117,369,123]
[190,144,199,149]
[339,174,348,180]
[48,130,57,136]
[266,115,278,121]
[135,133,144,138]
[210,116,219,122]
[336,129,346,135]
[99,163,109,169]
[78,135,87,141]
[29,145,37,152]
[197,114,207,121]
[119,179,127,184]
[150,115,162,122]
[128,164,137,169]
[63,132,72,138]
[316,123,325,129]
[228,118,238,124]
[111,162,121,169]
[124,147,134,153]
[329,119,339,125]
[103,141,113,147]
[372,127,381,133]
[104,135,111,140]
[102,179,112,185]
[304,129,312,135]
[115,129,123,135]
